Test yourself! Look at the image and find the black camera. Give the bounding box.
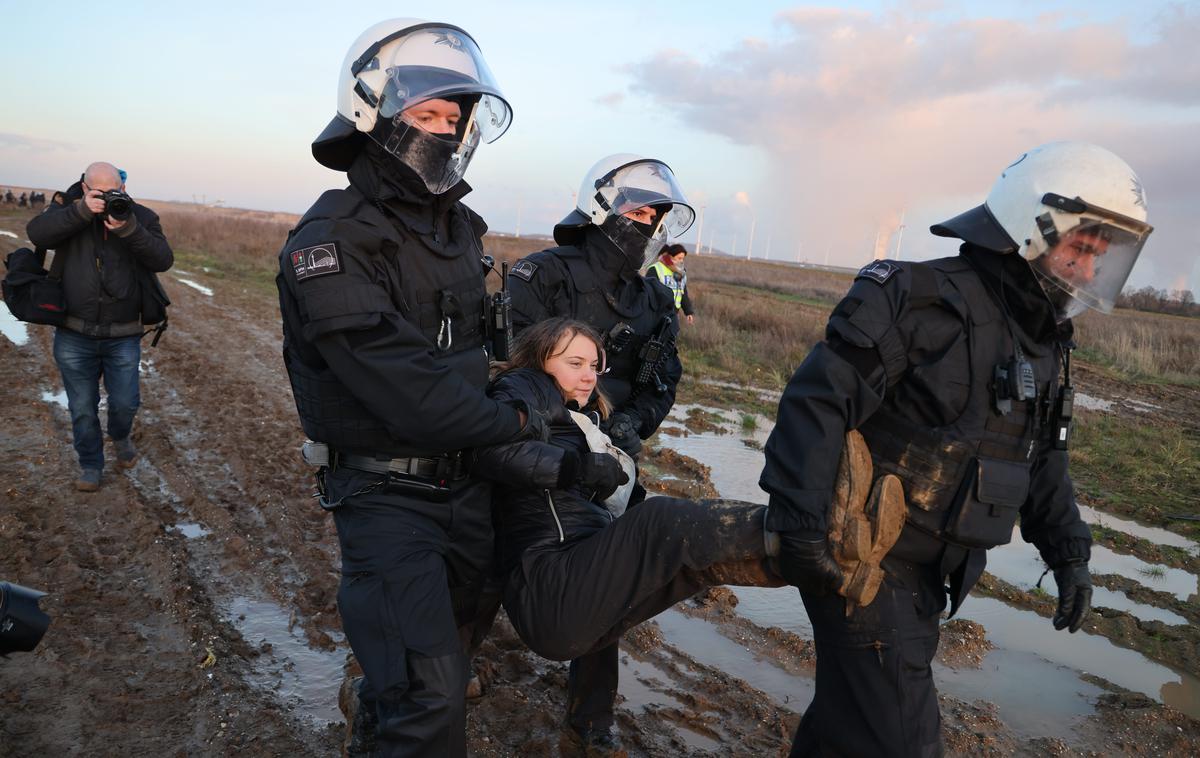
[100,189,134,221]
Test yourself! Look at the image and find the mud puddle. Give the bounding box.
[172,521,212,539]
[225,595,345,726]
[1078,503,1198,554]
[619,653,728,752]
[1076,391,1164,415]
[655,607,814,711]
[987,538,1197,608]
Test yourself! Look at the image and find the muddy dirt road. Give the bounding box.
[2,203,1199,756]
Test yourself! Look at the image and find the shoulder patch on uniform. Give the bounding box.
[856,260,899,285]
[510,259,537,282]
[290,243,342,281]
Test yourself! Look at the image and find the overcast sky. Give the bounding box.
[3,0,1197,293]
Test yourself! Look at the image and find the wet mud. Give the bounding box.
[3,204,1199,755]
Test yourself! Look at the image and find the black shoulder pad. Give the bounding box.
[295,189,364,230]
[856,260,901,285]
[510,259,537,282]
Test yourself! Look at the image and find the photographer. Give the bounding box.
[26,162,173,492]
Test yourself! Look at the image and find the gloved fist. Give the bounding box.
[1052,560,1093,633]
[578,452,629,501]
[513,402,551,443]
[777,531,843,597]
[605,412,642,457]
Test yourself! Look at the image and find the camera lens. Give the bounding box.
[102,191,133,221]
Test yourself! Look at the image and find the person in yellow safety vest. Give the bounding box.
[647,243,694,324]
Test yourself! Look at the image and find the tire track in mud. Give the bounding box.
[0,316,337,755]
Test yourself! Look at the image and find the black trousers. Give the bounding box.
[505,497,771,730]
[790,556,946,758]
[328,467,494,758]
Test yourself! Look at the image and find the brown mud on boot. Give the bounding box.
[75,468,101,492]
[827,431,906,612]
[560,724,629,758]
[693,557,786,588]
[113,437,138,469]
[339,674,377,758]
[465,672,484,700]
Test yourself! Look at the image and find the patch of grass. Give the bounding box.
[1073,308,1200,387]
[740,413,757,431]
[171,246,278,296]
[1070,413,1200,527]
[1138,565,1167,579]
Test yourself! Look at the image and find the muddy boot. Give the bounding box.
[560,724,628,758]
[827,430,906,611]
[75,468,101,492]
[692,557,785,588]
[339,675,378,758]
[113,437,138,469]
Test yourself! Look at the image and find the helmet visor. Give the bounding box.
[364,25,512,143]
[594,160,695,238]
[1031,217,1150,320]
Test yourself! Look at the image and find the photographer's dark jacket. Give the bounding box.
[507,228,682,439]
[472,368,614,573]
[26,198,173,328]
[760,245,1091,599]
[276,145,521,457]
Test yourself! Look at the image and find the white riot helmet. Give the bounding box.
[554,154,695,269]
[312,19,512,194]
[932,142,1152,322]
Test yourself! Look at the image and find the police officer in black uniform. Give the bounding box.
[760,142,1154,757]
[506,154,695,752]
[509,153,694,458]
[276,19,542,757]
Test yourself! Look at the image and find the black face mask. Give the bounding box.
[598,214,659,270]
[368,108,474,195]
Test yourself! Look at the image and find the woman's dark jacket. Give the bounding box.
[473,368,615,573]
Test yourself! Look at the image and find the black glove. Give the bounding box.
[777,531,843,597]
[577,452,629,501]
[512,402,551,443]
[605,412,642,457]
[1052,560,1093,633]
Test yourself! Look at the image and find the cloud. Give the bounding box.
[628,5,1200,290]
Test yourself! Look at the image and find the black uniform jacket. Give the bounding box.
[276,145,521,457]
[507,227,682,439]
[472,368,615,573]
[26,197,173,326]
[760,246,1091,570]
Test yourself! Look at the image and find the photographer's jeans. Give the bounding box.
[53,329,141,470]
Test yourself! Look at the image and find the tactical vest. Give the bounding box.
[857,258,1062,550]
[284,189,490,456]
[553,246,673,408]
[649,260,686,310]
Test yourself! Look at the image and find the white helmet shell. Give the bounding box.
[985,142,1149,263]
[932,142,1153,320]
[313,18,512,172]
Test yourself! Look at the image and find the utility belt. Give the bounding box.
[302,440,467,506]
[63,316,144,338]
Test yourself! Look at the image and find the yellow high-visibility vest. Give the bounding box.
[649,260,686,310]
